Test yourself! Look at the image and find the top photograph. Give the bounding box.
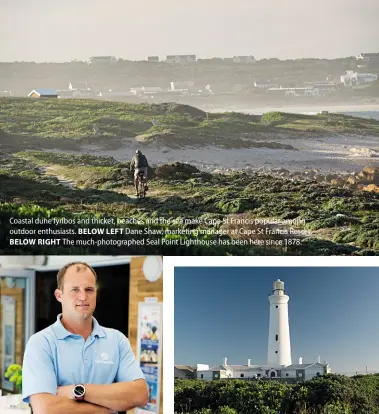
[1,0,378,256]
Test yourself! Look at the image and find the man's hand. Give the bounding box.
[57,385,74,399]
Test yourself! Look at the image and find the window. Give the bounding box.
[201,374,203,378]
[240,374,244,378]
[286,373,289,377]
[316,372,321,376]
[257,374,261,377]
[275,335,278,341]
[275,351,278,354]
[276,305,278,308]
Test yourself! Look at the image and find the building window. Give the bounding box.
[215,373,219,378]
[275,335,278,341]
[275,351,278,354]
[276,305,278,308]
[257,374,261,377]
[286,373,289,377]
[240,374,244,378]
[316,372,321,376]
[201,374,203,379]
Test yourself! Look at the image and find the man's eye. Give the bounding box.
[86,289,94,292]
[72,288,79,292]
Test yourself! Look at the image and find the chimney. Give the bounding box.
[223,357,228,366]
[317,355,321,363]
[248,359,251,367]
[299,357,303,364]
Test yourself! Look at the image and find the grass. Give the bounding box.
[1,98,379,145]
[1,150,378,255]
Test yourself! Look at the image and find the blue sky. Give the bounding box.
[174,267,379,374]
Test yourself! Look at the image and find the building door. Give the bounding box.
[0,269,35,393]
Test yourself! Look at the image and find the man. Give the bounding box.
[130,149,149,196]
[22,262,148,414]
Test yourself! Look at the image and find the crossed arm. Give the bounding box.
[30,379,148,414]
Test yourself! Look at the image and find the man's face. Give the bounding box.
[55,266,97,322]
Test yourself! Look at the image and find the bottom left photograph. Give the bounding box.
[0,255,163,414]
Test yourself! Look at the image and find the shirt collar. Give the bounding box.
[53,313,106,339]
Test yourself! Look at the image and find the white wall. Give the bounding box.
[268,293,292,366]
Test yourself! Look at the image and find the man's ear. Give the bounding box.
[55,289,63,303]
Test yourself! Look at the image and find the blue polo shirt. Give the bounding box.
[22,314,145,403]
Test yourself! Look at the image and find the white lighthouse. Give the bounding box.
[267,279,292,366]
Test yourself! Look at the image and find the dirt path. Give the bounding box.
[39,166,77,188]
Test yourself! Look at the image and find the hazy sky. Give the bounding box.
[175,267,379,374]
[1,0,378,62]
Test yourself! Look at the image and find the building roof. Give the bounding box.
[175,365,197,376]
[285,362,328,369]
[207,364,230,371]
[358,53,379,57]
[175,365,196,372]
[229,365,265,371]
[28,89,58,97]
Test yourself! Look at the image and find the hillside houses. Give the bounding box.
[233,55,256,64]
[341,70,378,86]
[356,53,379,63]
[86,56,117,65]
[166,55,196,64]
[28,89,58,98]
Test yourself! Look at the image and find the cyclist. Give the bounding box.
[130,150,149,196]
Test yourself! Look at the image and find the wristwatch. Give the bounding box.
[73,384,86,401]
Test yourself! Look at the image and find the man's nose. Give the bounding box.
[77,290,88,300]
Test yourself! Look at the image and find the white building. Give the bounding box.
[233,55,256,64]
[340,71,378,86]
[267,87,321,97]
[166,55,196,64]
[356,53,379,63]
[86,56,117,65]
[130,86,165,96]
[170,81,195,91]
[192,280,331,381]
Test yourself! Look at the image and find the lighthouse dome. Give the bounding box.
[273,279,285,291]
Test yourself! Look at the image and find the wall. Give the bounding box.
[128,256,163,414]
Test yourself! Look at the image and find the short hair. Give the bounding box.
[56,262,97,291]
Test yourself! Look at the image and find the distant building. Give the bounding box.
[174,366,197,379]
[254,81,279,89]
[170,81,195,91]
[148,56,159,62]
[130,86,166,96]
[267,86,321,97]
[86,56,117,65]
[233,55,256,64]
[0,90,12,97]
[28,89,58,98]
[340,71,378,86]
[356,53,379,62]
[166,55,196,64]
[195,359,330,381]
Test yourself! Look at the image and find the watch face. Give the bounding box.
[74,385,85,398]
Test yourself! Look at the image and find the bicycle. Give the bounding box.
[136,171,147,198]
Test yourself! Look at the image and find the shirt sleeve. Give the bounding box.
[115,332,145,383]
[22,333,58,403]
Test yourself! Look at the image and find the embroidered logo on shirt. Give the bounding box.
[95,352,114,364]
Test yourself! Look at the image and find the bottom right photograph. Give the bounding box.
[174,266,379,414]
